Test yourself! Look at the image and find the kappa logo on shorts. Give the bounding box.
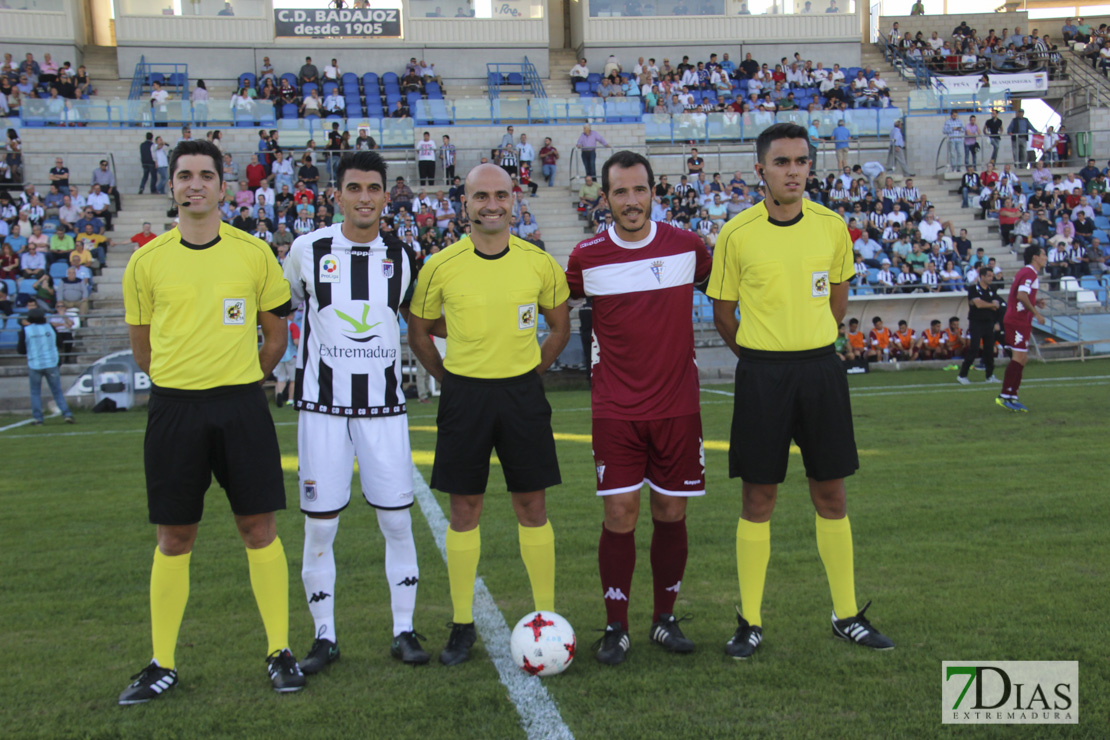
[812,271,830,297]
[304,480,317,502]
[223,298,246,325]
[518,303,537,330]
[319,254,340,283]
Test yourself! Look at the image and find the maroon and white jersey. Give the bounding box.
[1004,265,1040,328]
[566,222,713,421]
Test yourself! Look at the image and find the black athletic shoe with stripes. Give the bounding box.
[266,648,306,692]
[648,613,695,653]
[593,622,630,665]
[832,601,894,650]
[118,661,178,705]
[724,609,762,659]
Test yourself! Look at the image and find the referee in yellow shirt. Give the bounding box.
[707,123,893,659]
[408,163,571,666]
[118,140,305,704]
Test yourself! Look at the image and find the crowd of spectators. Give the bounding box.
[571,51,893,116]
[1062,18,1110,75]
[230,54,443,121]
[1,51,95,120]
[973,156,1110,283]
[886,19,1066,77]
[212,128,547,269]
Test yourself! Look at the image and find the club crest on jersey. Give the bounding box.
[223,298,245,325]
[518,303,536,330]
[812,271,830,297]
[304,480,317,502]
[650,259,664,283]
[319,254,340,283]
[381,258,394,278]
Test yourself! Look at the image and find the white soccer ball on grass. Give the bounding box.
[509,611,576,676]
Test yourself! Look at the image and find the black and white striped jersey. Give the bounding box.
[284,224,416,418]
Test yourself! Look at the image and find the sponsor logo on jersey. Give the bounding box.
[319,253,340,283]
[223,298,246,325]
[518,303,536,330]
[604,587,628,601]
[812,271,830,297]
[303,479,317,501]
[650,259,664,283]
[381,258,394,278]
[333,303,382,342]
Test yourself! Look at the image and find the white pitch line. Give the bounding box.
[0,411,61,432]
[411,468,574,740]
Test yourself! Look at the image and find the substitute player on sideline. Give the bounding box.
[707,123,893,659]
[565,151,712,665]
[119,140,304,704]
[997,244,1047,412]
[408,163,571,667]
[283,151,430,672]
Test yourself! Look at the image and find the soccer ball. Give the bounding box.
[509,611,576,676]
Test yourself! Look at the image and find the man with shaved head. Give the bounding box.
[408,164,572,667]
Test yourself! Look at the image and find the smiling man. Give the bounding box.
[408,163,571,667]
[707,123,893,660]
[282,151,428,671]
[120,139,302,704]
[565,151,712,665]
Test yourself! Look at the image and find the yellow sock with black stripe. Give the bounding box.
[246,537,290,655]
[736,518,770,627]
[815,514,858,618]
[518,521,555,612]
[445,526,480,623]
[150,548,191,670]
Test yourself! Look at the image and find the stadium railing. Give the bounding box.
[930,130,1100,174]
[130,55,190,99]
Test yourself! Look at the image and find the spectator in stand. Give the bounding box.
[570,58,590,91]
[20,242,46,278]
[75,223,107,266]
[299,56,318,86]
[576,124,608,179]
[1008,109,1037,168]
[942,112,964,171]
[537,137,559,187]
[960,165,980,209]
[963,115,981,168]
[416,131,437,187]
[91,158,120,213]
[939,259,963,290]
[997,197,1021,246]
[130,222,157,250]
[896,261,920,292]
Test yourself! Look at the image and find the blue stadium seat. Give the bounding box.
[323,82,338,96]
[587,73,602,85]
[487,72,501,87]
[1094,216,1110,230]
[574,81,591,94]
[1094,229,1109,243]
[0,330,17,351]
[18,279,37,295]
[382,72,399,86]
[281,73,297,88]
[148,72,165,87]
[168,72,187,89]
[2,278,15,295]
[302,82,318,96]
[341,72,358,88]
[507,72,524,87]
[280,103,298,119]
[1102,203,1110,217]
[49,262,68,280]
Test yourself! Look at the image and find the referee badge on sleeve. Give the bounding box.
[812,271,830,297]
[518,303,537,330]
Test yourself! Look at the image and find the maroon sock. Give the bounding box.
[650,517,688,622]
[1002,361,1024,398]
[599,525,635,631]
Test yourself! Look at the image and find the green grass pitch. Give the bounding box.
[1,362,1107,739]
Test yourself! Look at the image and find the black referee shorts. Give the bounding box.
[729,345,859,485]
[431,370,561,496]
[144,383,286,525]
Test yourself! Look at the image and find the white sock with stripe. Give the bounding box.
[302,516,339,642]
[377,508,419,636]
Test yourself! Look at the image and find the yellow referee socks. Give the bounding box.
[246,537,290,656]
[150,548,191,670]
[446,525,481,624]
[518,521,556,612]
[736,518,770,627]
[815,514,858,619]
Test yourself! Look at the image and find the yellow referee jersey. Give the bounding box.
[707,200,854,352]
[123,223,291,390]
[410,235,569,379]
